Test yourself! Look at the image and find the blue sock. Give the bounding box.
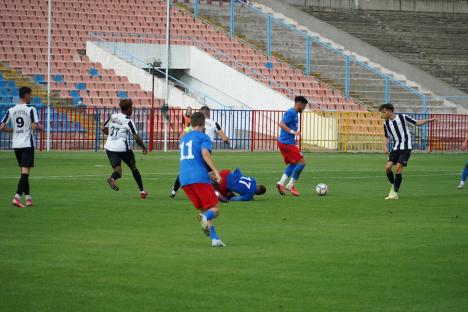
[209,225,219,240]
[284,164,295,176]
[204,210,216,221]
[462,163,468,182]
[291,164,305,180]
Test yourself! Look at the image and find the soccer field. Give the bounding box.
[0,151,467,312]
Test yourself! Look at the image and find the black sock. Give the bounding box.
[16,174,25,195]
[394,174,402,192]
[173,176,181,192]
[132,169,144,191]
[386,171,395,184]
[23,174,30,195]
[111,171,121,180]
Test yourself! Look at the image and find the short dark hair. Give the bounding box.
[255,185,267,195]
[19,87,32,99]
[200,106,210,116]
[190,112,206,127]
[379,103,394,112]
[119,98,133,111]
[294,95,308,105]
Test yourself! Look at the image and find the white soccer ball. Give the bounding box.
[315,183,328,196]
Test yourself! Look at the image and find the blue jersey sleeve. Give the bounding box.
[200,134,212,152]
[282,109,294,125]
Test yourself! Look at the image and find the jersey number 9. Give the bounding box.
[16,117,24,128]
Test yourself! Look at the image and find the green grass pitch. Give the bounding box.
[0,151,467,312]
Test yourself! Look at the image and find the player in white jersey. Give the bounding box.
[0,87,43,208]
[379,103,435,200]
[169,106,230,199]
[102,99,148,198]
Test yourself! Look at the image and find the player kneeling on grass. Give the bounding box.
[179,112,225,247]
[102,99,148,198]
[0,87,43,208]
[215,168,266,201]
[380,103,435,200]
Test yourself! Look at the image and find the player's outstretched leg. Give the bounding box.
[286,160,305,196]
[276,164,295,195]
[170,176,181,198]
[131,168,147,198]
[107,167,121,191]
[24,172,32,206]
[458,161,468,189]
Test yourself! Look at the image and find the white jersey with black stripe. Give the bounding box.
[103,113,138,152]
[384,114,417,151]
[1,104,39,148]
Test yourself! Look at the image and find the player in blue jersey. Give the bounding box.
[458,133,468,189]
[179,112,226,247]
[276,96,308,196]
[216,168,266,201]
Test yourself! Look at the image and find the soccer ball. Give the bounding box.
[315,183,328,196]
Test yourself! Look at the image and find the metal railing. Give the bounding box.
[1,106,466,152]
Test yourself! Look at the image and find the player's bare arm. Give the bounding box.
[217,129,230,144]
[32,122,44,132]
[383,136,389,154]
[416,118,436,126]
[133,134,147,154]
[279,121,300,136]
[202,148,221,183]
[461,133,468,150]
[0,123,13,132]
[101,117,110,135]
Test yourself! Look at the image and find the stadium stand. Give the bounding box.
[190,1,463,113]
[0,0,365,111]
[299,6,468,94]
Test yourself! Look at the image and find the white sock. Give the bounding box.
[287,178,296,188]
[15,194,21,199]
[460,181,465,186]
[25,195,31,200]
[278,174,289,185]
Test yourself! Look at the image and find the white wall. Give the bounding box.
[87,41,294,110]
[87,41,201,109]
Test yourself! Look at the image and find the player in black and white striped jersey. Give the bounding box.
[379,103,436,200]
[0,87,43,208]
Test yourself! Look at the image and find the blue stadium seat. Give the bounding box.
[8,80,16,88]
[88,67,100,77]
[75,82,86,90]
[1,96,12,104]
[32,97,42,105]
[70,90,80,98]
[10,88,19,97]
[0,88,8,97]
[34,74,45,84]
[117,90,128,99]
[53,74,64,83]
[0,81,5,88]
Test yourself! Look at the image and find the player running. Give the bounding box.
[215,168,267,201]
[0,87,43,208]
[276,96,308,196]
[380,103,435,199]
[102,99,148,198]
[457,133,468,189]
[170,105,229,198]
[179,112,225,247]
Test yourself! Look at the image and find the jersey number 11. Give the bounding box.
[180,140,194,160]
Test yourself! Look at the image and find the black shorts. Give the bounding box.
[14,148,34,168]
[106,150,136,169]
[388,149,411,167]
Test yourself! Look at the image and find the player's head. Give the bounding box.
[379,103,394,119]
[294,96,308,113]
[185,106,193,117]
[255,185,267,196]
[190,112,205,130]
[119,99,133,116]
[200,106,210,118]
[19,86,32,104]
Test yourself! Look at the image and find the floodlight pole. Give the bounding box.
[46,0,52,151]
[163,0,170,152]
